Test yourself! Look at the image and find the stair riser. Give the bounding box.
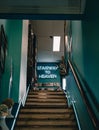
[29,91,64,95]
[20,108,74,114]
[16,120,77,126]
[15,128,78,130]
[18,114,75,120]
[26,99,67,103]
[27,95,66,99]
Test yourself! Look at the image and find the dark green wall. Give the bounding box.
[0,20,8,102]
[71,0,99,123]
[66,71,95,130]
[0,20,22,103]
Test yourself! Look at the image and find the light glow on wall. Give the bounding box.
[62,78,66,90]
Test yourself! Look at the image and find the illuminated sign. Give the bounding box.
[37,66,58,70]
[37,65,58,79]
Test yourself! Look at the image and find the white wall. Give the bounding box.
[19,20,29,103]
[31,20,64,62]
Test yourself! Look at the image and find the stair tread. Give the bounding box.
[27,95,65,99]
[25,102,66,105]
[18,113,75,120]
[20,108,73,113]
[16,120,77,126]
[15,126,78,130]
[29,90,64,95]
[31,89,63,91]
[25,102,67,108]
[26,98,66,102]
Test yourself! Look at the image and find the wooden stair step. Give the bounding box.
[26,98,66,103]
[24,105,67,108]
[20,108,74,114]
[29,91,64,95]
[27,95,65,99]
[25,102,66,106]
[15,89,78,130]
[16,120,77,126]
[25,102,67,108]
[18,113,75,120]
[30,89,64,92]
[15,126,78,130]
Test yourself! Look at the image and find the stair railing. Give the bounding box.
[11,84,30,130]
[11,100,22,130]
[64,91,71,107]
[71,98,82,130]
[64,90,82,130]
[68,59,99,130]
[22,84,30,106]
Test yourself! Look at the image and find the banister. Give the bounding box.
[71,99,82,130]
[11,84,30,130]
[68,59,99,130]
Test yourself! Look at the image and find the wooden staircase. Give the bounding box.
[14,89,78,130]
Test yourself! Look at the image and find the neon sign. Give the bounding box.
[37,66,58,70]
[37,65,58,79]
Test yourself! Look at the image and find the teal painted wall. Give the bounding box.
[66,19,98,130]
[0,20,22,103]
[0,20,8,102]
[68,0,99,128]
[66,71,95,130]
[71,0,99,112]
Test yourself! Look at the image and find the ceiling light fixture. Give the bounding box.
[53,36,61,52]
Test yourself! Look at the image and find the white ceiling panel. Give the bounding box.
[37,51,64,62]
[31,20,64,62]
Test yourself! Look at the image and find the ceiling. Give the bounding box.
[0,0,86,62]
[31,20,65,63]
[0,0,86,14]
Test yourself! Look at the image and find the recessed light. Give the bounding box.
[53,36,61,52]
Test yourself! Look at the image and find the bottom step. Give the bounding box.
[16,120,77,126]
[15,127,78,130]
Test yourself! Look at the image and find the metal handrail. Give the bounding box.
[64,90,81,130]
[71,100,82,130]
[22,84,30,106]
[11,84,30,130]
[68,59,99,130]
[11,100,22,130]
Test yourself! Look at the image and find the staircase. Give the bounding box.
[14,89,78,130]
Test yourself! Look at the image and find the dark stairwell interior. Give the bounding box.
[0,1,99,130]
